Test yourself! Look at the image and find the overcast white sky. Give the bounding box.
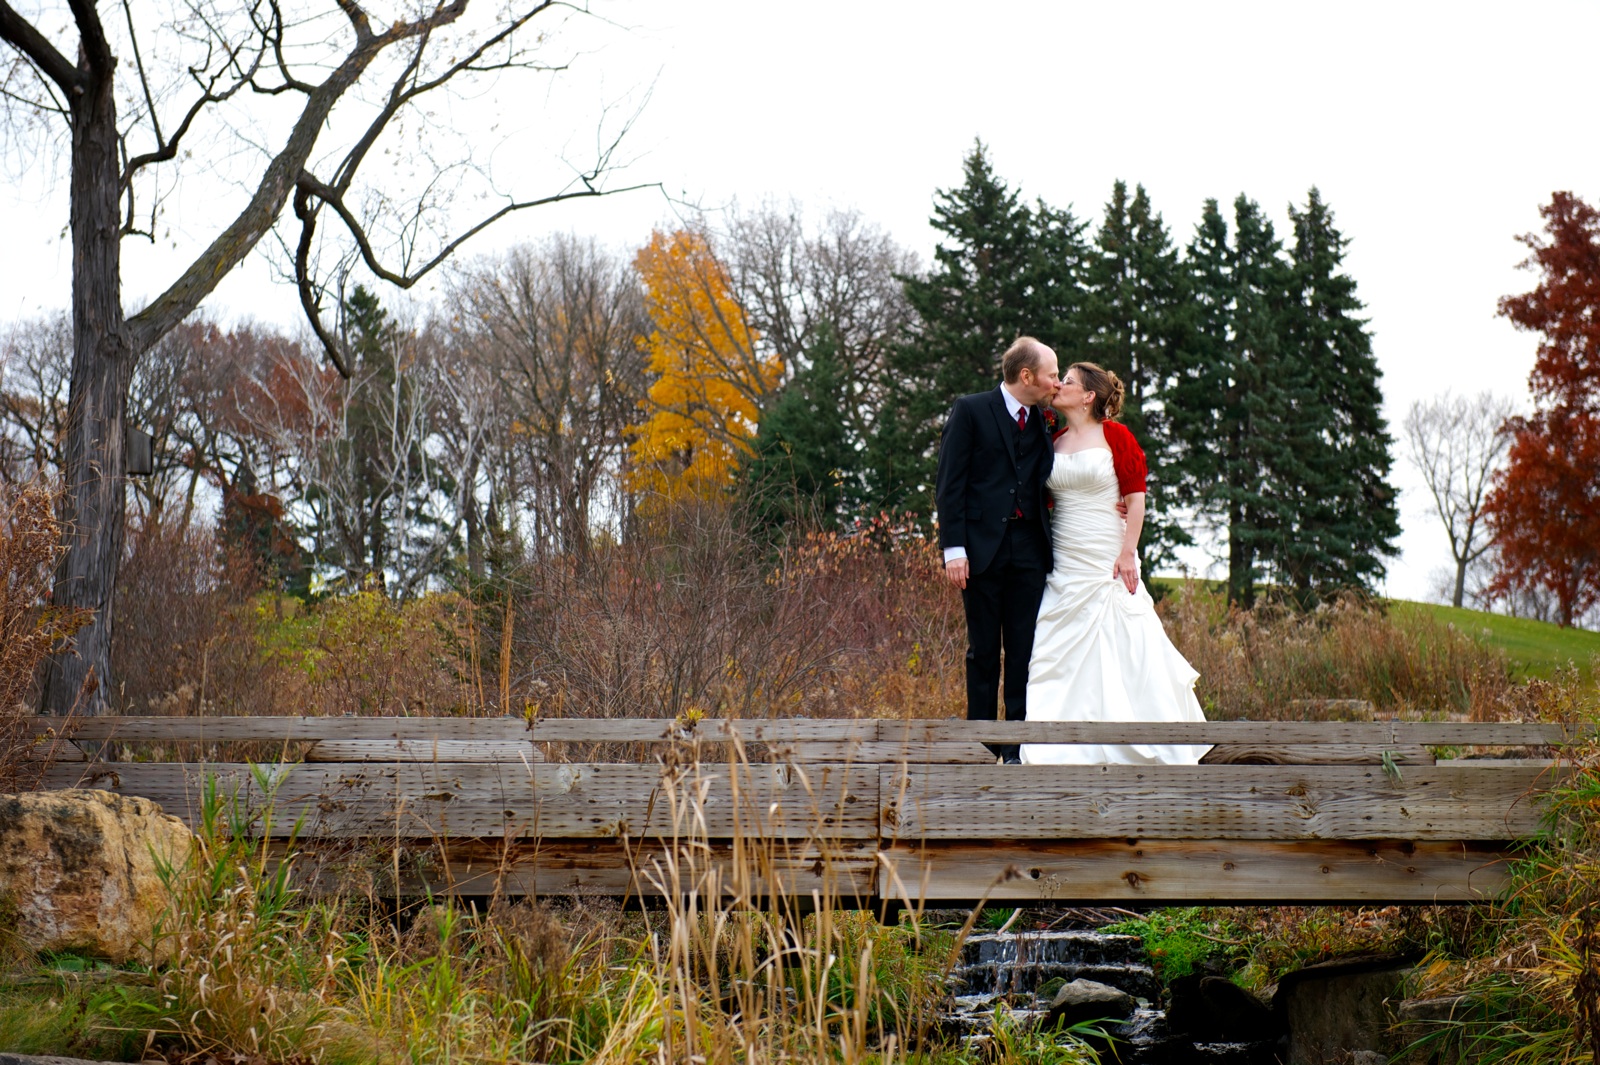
[5,0,1599,601]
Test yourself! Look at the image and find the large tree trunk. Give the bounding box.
[42,55,136,716]
[1452,558,1467,610]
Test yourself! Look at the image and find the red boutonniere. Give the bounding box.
[1039,407,1060,511]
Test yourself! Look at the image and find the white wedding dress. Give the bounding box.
[1020,448,1212,766]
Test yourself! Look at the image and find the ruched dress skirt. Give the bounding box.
[1019,448,1212,766]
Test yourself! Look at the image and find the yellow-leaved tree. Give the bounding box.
[629,228,784,501]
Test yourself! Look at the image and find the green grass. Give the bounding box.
[1394,601,1600,681]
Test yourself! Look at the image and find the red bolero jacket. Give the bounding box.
[1052,419,1148,497]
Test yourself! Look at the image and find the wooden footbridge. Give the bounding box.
[28,715,1577,907]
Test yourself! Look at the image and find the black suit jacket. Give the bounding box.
[936,387,1055,576]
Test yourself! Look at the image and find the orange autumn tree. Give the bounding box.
[629,228,784,501]
[1487,191,1600,627]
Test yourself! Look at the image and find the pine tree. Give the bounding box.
[741,325,856,531]
[872,140,1089,511]
[1170,197,1299,607]
[1170,194,1396,607]
[341,285,402,584]
[1084,180,1190,574]
[1280,188,1399,601]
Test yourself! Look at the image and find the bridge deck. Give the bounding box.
[26,715,1575,906]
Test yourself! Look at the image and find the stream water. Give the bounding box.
[943,930,1283,1064]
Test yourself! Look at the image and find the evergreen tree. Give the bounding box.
[1279,189,1400,601]
[1170,193,1397,607]
[342,285,401,583]
[1170,197,1300,607]
[741,326,856,531]
[1083,180,1190,574]
[328,285,444,590]
[871,141,1090,511]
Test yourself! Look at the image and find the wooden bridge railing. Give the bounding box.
[25,715,1581,907]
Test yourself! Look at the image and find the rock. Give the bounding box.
[1397,994,1485,1023]
[1035,975,1068,1002]
[1167,973,1279,1041]
[0,789,192,964]
[1273,954,1413,1065]
[1390,995,1497,1064]
[1040,978,1136,1031]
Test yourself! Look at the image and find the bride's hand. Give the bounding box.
[1113,549,1139,594]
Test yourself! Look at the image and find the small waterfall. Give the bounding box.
[942,929,1284,1064]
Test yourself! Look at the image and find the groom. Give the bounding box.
[936,337,1060,763]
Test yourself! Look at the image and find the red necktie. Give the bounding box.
[1016,407,1027,432]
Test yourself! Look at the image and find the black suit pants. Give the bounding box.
[960,518,1049,760]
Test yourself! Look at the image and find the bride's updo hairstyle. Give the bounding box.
[1070,361,1125,421]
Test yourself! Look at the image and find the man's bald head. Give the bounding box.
[1001,336,1052,384]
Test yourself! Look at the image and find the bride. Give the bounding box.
[1020,362,1211,766]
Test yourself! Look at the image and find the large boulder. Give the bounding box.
[1167,972,1279,1041]
[0,789,192,963]
[1274,954,1413,1065]
[1040,978,1137,1031]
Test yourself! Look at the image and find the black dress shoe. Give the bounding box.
[1002,754,1023,765]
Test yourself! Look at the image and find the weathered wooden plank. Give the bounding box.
[1200,744,1435,766]
[38,761,879,840]
[28,716,531,742]
[306,740,546,763]
[28,716,1581,747]
[529,719,883,743]
[879,720,1576,746]
[880,839,1518,904]
[281,838,1516,904]
[881,763,1562,841]
[771,741,996,764]
[287,839,881,899]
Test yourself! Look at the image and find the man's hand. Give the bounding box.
[1115,499,1129,519]
[945,558,970,590]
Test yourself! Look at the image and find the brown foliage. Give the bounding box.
[111,517,267,715]
[507,503,964,724]
[110,519,475,719]
[0,479,88,788]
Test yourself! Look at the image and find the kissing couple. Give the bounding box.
[937,336,1211,766]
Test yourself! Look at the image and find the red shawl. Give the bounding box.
[1052,419,1148,496]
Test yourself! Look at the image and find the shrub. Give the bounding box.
[0,478,88,789]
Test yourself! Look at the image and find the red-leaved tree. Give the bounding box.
[1487,191,1600,627]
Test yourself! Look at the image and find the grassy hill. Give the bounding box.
[1393,600,1600,682]
[1151,576,1599,684]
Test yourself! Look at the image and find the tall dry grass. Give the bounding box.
[1157,582,1517,720]
[91,743,1085,1065]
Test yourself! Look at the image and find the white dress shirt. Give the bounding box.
[944,384,1030,565]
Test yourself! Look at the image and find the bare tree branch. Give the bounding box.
[120,28,263,188]
[64,0,112,75]
[0,0,81,94]
[126,0,476,351]
[300,171,657,293]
